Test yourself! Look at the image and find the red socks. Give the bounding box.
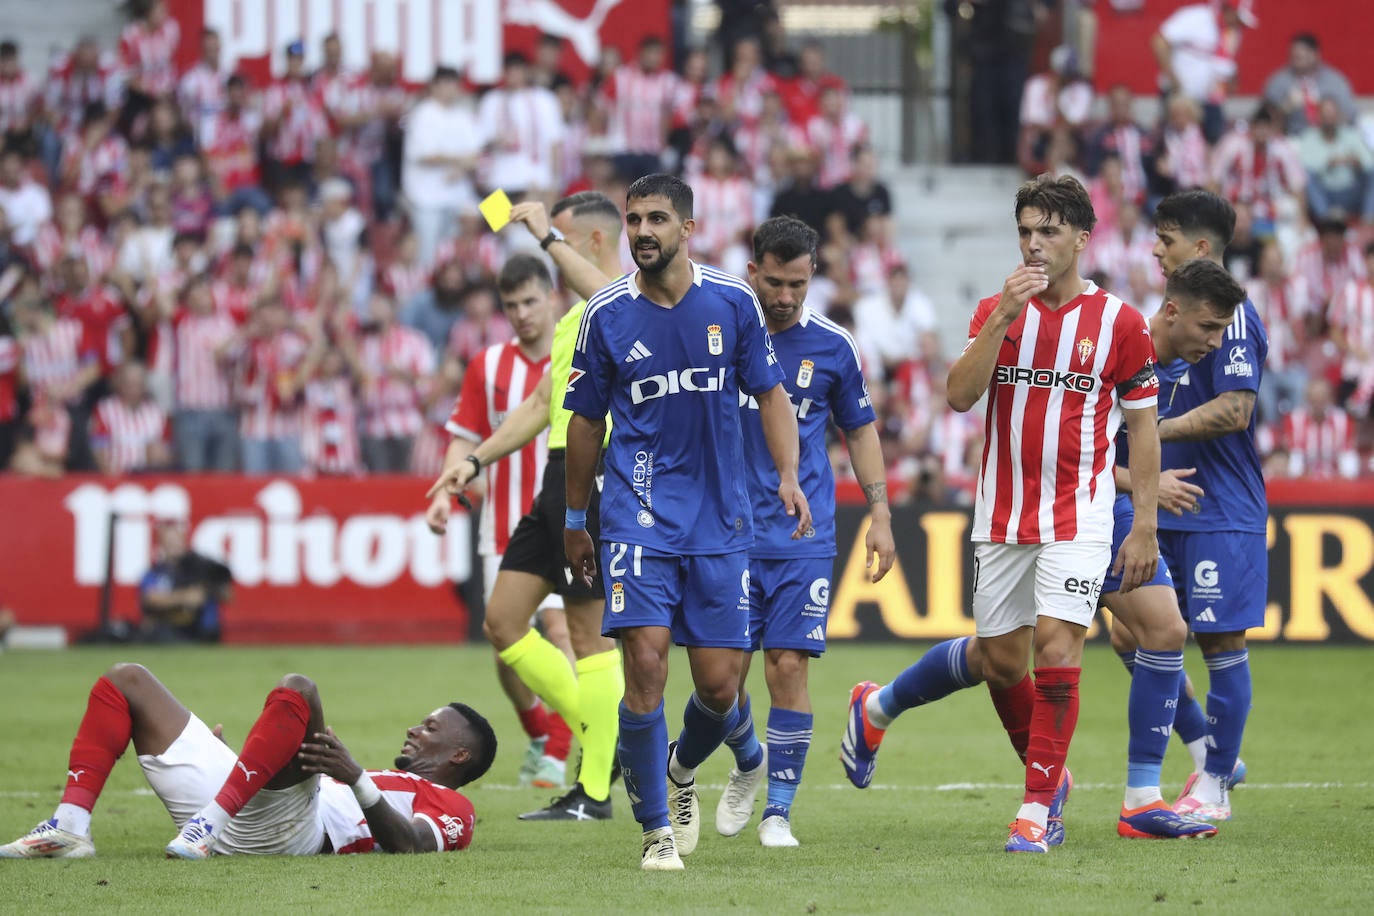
[987,674,1035,764]
[1023,667,1081,805]
[516,700,572,762]
[60,676,133,812]
[213,687,311,816]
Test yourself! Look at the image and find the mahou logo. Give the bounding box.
[64,481,471,589]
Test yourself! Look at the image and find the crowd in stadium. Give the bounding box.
[0,0,1369,496]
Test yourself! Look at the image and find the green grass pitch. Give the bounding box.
[2,642,1371,914]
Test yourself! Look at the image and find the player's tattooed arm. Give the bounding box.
[862,481,887,506]
[1158,390,1256,442]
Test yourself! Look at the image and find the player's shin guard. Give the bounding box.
[1023,668,1080,807]
[618,700,669,830]
[61,676,133,813]
[879,637,976,722]
[500,630,582,728]
[988,674,1035,763]
[1127,651,1185,792]
[763,708,812,820]
[1202,650,1251,779]
[212,687,311,817]
[575,649,623,802]
[672,692,740,775]
[723,693,765,773]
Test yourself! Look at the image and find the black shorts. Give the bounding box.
[499,451,604,600]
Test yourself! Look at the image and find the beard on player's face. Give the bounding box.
[635,237,680,274]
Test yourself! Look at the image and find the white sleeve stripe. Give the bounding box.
[444,421,481,442]
[701,267,767,326]
[414,813,445,850]
[577,279,628,353]
[810,313,864,370]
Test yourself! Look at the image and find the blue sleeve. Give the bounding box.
[563,302,611,419]
[829,335,877,432]
[734,290,786,396]
[1209,303,1265,396]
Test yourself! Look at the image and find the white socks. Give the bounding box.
[54,803,91,837]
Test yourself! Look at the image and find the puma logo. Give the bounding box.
[236,761,259,780]
[67,769,84,782]
[1030,762,1055,778]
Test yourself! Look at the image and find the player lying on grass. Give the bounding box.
[0,664,495,859]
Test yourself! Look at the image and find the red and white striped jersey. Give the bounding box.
[1246,275,1313,372]
[690,174,754,260]
[263,78,329,164]
[1279,407,1359,479]
[178,61,227,143]
[1293,238,1367,309]
[1210,132,1305,223]
[61,135,129,198]
[236,331,309,440]
[173,311,236,410]
[45,52,122,135]
[736,118,806,185]
[1080,224,1158,303]
[204,107,263,192]
[55,286,128,374]
[805,113,868,189]
[476,87,565,191]
[604,64,680,155]
[318,769,474,855]
[90,395,169,474]
[712,69,778,126]
[0,70,36,134]
[381,260,430,305]
[30,224,114,284]
[0,335,19,422]
[211,279,255,325]
[119,17,181,97]
[447,341,549,556]
[301,376,363,476]
[432,234,503,283]
[358,324,436,439]
[1162,124,1210,191]
[332,73,411,166]
[970,283,1159,544]
[21,317,95,400]
[1329,278,1374,382]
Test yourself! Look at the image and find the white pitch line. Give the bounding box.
[2,781,1369,800]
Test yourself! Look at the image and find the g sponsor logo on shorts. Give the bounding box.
[803,577,830,618]
[1193,559,1223,599]
[739,568,751,613]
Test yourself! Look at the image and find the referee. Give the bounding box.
[427,192,623,820]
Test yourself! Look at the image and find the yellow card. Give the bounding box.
[479,189,512,231]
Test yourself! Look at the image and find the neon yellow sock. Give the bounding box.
[574,648,623,802]
[499,630,581,727]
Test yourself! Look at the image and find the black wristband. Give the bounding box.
[465,454,482,476]
[539,229,563,251]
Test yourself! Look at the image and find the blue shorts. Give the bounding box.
[600,542,750,649]
[747,557,834,656]
[1158,529,1268,633]
[1102,495,1174,597]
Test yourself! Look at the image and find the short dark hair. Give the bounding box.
[448,702,497,785]
[1292,32,1319,52]
[0,40,18,58]
[1166,258,1245,319]
[1014,173,1096,232]
[497,253,553,294]
[504,51,530,69]
[1153,190,1235,251]
[627,173,693,219]
[640,35,665,51]
[550,190,621,224]
[432,65,461,83]
[752,216,819,267]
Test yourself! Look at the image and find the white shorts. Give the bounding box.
[971,540,1111,638]
[138,715,325,856]
[483,554,564,614]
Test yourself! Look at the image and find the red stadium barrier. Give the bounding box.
[0,475,476,644]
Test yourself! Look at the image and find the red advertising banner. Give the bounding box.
[1092,0,1373,95]
[0,475,474,644]
[166,0,672,87]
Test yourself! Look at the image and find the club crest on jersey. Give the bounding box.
[796,359,815,389]
[706,324,723,355]
[1077,337,1095,364]
[610,582,625,614]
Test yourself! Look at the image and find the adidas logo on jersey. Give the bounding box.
[1151,725,1173,737]
[624,340,653,362]
[1196,607,1218,623]
[805,625,825,641]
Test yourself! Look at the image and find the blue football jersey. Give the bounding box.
[742,307,876,559]
[565,261,786,554]
[1158,297,1268,533]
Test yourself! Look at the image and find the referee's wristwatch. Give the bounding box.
[539,227,565,251]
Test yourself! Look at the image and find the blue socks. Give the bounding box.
[723,693,765,773]
[1202,649,1251,779]
[673,692,739,774]
[1117,650,1137,674]
[1171,680,1209,745]
[763,707,811,821]
[876,637,976,721]
[618,700,669,830]
[1126,650,1185,789]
